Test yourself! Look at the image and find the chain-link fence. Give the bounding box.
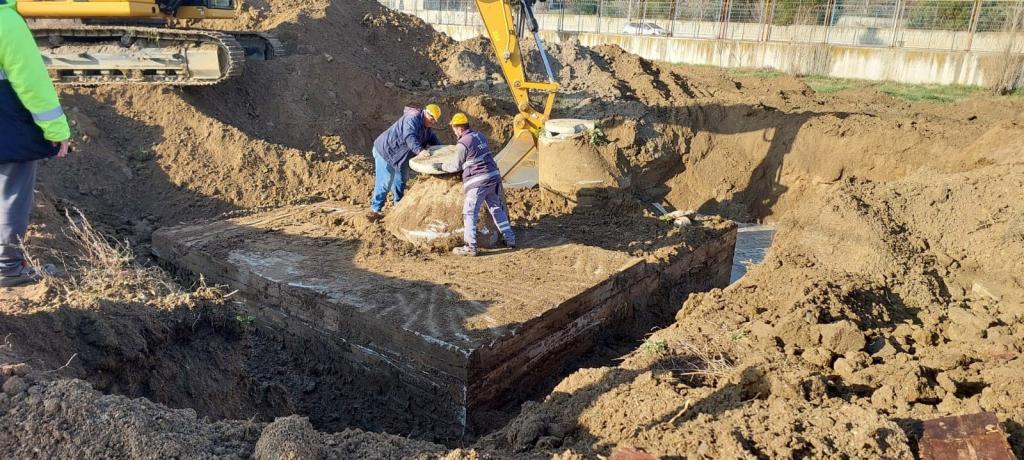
[381,0,1024,52]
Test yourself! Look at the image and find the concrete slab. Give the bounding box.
[152,201,736,439]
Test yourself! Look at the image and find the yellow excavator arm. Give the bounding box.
[474,0,559,187]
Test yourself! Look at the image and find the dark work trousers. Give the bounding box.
[0,160,37,275]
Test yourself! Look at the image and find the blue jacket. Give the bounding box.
[373,107,440,169]
[1,0,70,163]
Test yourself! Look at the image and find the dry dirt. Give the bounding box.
[2,0,1023,457]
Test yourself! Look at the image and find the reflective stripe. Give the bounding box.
[497,222,512,232]
[32,106,65,122]
[0,69,6,80]
[464,169,500,189]
[462,153,493,170]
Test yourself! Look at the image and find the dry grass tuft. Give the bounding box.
[24,209,223,309]
[668,338,735,384]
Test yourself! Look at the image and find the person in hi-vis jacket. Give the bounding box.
[0,0,73,286]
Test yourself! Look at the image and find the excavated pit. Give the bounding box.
[150,201,736,439]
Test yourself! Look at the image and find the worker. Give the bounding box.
[434,113,516,256]
[370,104,442,218]
[0,0,73,287]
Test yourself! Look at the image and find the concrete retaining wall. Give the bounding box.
[430,23,1024,88]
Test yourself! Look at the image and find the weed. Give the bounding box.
[802,75,853,94]
[236,314,257,327]
[588,127,609,146]
[641,337,669,355]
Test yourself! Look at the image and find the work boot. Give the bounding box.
[0,263,45,288]
[366,210,383,223]
[452,246,478,257]
[502,239,517,250]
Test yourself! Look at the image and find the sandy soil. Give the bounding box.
[2,0,1022,457]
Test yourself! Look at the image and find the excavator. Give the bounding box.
[17,0,283,86]
[19,0,558,183]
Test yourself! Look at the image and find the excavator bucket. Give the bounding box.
[496,130,539,189]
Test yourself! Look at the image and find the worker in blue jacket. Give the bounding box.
[0,0,73,287]
[370,104,442,217]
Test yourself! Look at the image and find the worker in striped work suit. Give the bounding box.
[432,113,516,256]
[0,0,73,287]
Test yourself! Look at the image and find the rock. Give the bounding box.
[866,336,900,358]
[803,347,833,368]
[936,372,957,395]
[871,385,897,409]
[43,398,60,415]
[2,376,28,395]
[673,216,692,227]
[775,317,820,349]
[0,363,29,377]
[384,82,395,88]
[911,327,935,347]
[819,320,866,355]
[971,281,1002,301]
[946,307,995,341]
[323,53,334,63]
[833,357,857,378]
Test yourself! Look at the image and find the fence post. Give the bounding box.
[965,0,982,50]
[760,0,773,41]
[719,0,732,38]
[822,0,836,43]
[597,0,603,33]
[889,0,904,47]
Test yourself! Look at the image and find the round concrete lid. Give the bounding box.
[543,119,596,139]
[409,145,460,175]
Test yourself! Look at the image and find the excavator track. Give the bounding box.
[32,25,282,86]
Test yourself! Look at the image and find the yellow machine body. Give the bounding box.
[17,0,236,19]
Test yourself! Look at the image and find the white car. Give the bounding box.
[623,22,669,36]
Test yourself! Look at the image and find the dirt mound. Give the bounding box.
[383,176,503,250]
[0,376,460,460]
[482,161,1023,458]
[0,378,259,458]
[442,36,701,104]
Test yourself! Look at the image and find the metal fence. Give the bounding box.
[381,0,1024,52]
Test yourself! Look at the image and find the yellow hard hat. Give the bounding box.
[450,112,469,126]
[424,104,442,121]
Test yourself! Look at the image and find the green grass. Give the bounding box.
[799,74,987,102]
[728,68,784,78]
[801,75,853,94]
[876,82,983,103]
